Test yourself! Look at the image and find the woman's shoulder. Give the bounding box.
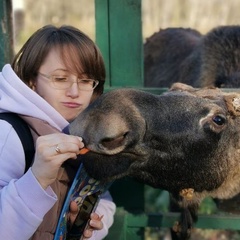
[0,118,21,140]
[0,119,26,181]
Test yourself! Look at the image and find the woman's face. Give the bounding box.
[32,47,93,122]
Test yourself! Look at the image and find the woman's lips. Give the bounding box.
[62,102,82,108]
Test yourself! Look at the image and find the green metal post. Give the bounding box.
[0,0,14,69]
[95,0,143,88]
[95,1,145,238]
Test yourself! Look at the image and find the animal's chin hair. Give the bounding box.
[98,172,129,183]
[81,152,133,180]
[83,164,129,182]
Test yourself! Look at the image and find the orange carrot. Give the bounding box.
[79,148,90,155]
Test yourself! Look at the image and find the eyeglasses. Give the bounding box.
[38,72,99,91]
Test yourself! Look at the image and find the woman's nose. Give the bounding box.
[66,82,79,97]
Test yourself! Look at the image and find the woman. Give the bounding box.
[0,25,115,239]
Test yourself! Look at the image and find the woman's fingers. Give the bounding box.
[31,133,84,189]
[68,201,79,228]
[88,213,104,230]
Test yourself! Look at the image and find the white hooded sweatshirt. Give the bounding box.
[0,64,115,240]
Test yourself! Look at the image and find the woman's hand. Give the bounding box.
[31,133,84,189]
[82,213,104,239]
[68,201,104,239]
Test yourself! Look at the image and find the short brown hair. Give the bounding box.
[12,25,106,101]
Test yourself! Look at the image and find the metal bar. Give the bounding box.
[126,212,240,230]
[0,0,14,69]
[95,0,110,86]
[108,0,142,87]
[95,0,143,88]
[104,86,168,95]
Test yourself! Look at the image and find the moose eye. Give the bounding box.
[212,115,226,125]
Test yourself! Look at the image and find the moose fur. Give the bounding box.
[144,25,240,88]
[69,84,240,239]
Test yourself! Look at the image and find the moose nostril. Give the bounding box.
[100,132,128,150]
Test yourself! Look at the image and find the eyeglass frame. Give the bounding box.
[38,72,99,91]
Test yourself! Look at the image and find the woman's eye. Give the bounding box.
[53,76,68,82]
[212,115,226,125]
[80,79,92,84]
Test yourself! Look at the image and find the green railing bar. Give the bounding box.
[104,87,168,95]
[126,212,240,230]
[104,87,240,95]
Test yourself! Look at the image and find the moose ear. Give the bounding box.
[169,82,195,92]
[224,94,240,116]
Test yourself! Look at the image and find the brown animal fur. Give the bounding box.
[144,25,240,88]
[69,84,240,239]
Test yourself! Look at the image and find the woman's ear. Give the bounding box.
[29,80,36,91]
[90,91,99,103]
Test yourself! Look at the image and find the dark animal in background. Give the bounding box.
[144,27,202,87]
[144,25,240,88]
[69,84,240,239]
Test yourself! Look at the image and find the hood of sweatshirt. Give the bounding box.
[0,64,68,131]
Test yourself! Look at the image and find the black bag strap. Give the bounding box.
[0,113,35,172]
